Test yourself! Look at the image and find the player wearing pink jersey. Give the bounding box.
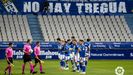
[4,42,13,75]
[33,41,45,74]
[22,39,37,74]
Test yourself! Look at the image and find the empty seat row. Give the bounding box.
[0,15,32,41]
[0,15,132,42]
[38,15,133,42]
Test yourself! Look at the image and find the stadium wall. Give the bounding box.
[0,0,133,15]
[0,42,133,60]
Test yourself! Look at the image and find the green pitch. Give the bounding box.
[0,60,133,75]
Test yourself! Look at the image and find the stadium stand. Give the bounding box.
[0,0,132,42]
[0,15,32,41]
[38,15,133,41]
[0,14,133,42]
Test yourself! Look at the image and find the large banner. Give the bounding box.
[0,42,58,49]
[0,49,133,59]
[0,42,133,59]
[0,42,59,59]
[0,0,133,15]
[91,42,133,49]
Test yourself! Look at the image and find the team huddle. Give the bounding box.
[57,36,91,74]
[4,36,91,75]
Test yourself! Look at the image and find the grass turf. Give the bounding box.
[0,60,133,75]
